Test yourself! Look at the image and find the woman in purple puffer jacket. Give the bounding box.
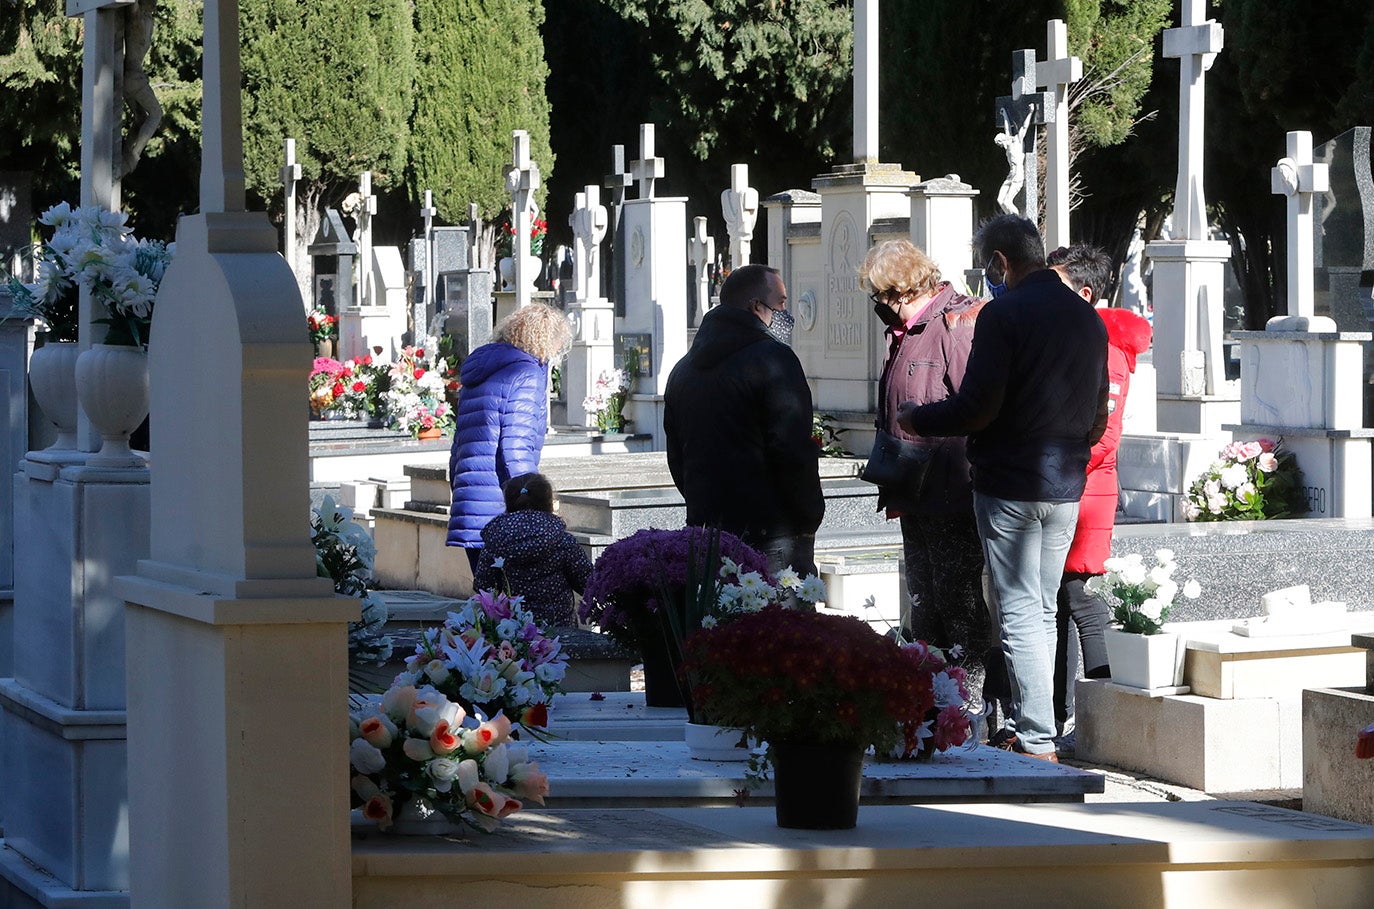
[446,303,572,574]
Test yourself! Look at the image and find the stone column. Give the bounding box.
[908,175,979,288]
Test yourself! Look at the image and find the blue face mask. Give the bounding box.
[984,256,1007,298]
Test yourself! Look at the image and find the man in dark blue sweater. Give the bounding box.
[898,215,1109,761]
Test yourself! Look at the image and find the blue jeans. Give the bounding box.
[973,493,1079,755]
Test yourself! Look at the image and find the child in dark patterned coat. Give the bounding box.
[471,473,593,627]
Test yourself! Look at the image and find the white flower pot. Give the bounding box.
[1104,628,1185,690]
[498,256,514,289]
[684,722,751,762]
[28,341,80,450]
[75,343,149,467]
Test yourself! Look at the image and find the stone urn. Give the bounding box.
[75,343,150,467]
[28,340,81,450]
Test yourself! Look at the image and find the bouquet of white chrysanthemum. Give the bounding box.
[1084,549,1202,635]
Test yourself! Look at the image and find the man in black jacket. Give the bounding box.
[664,264,824,576]
[898,215,1109,762]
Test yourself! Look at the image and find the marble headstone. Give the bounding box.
[1314,126,1374,328]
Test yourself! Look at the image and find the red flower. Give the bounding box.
[413,367,425,380]
[521,703,549,729]
[415,348,425,359]
[361,354,372,366]
[331,382,345,397]
[352,381,365,393]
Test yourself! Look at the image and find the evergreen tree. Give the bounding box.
[409,0,555,261]
[240,0,415,280]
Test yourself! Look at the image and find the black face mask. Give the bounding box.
[766,307,795,345]
[873,300,905,329]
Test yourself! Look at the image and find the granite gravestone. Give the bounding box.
[307,208,356,318]
[432,225,491,357]
[1314,127,1374,331]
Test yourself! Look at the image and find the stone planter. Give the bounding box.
[1104,628,1185,690]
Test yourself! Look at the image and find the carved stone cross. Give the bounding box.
[1163,0,1224,241]
[569,185,608,302]
[994,49,1055,224]
[720,163,759,270]
[280,137,302,278]
[1036,19,1082,251]
[504,130,541,305]
[689,216,715,325]
[1270,131,1333,330]
[631,124,665,200]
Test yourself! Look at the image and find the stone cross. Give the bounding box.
[504,130,541,306]
[689,216,715,325]
[68,0,135,451]
[1163,0,1224,241]
[631,123,665,200]
[280,137,302,281]
[569,184,608,301]
[603,144,633,306]
[420,189,437,312]
[720,163,759,270]
[1036,19,1082,251]
[853,0,878,163]
[1270,130,1333,330]
[354,170,376,308]
[994,49,1054,225]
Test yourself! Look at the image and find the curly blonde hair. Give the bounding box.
[495,303,573,363]
[859,239,942,296]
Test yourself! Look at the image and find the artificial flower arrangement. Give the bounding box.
[681,605,929,758]
[308,354,388,420]
[582,366,631,433]
[812,412,851,458]
[496,213,549,259]
[1084,548,1202,635]
[348,681,548,832]
[307,308,338,354]
[311,495,392,666]
[579,527,778,651]
[1183,438,1306,521]
[393,588,569,740]
[893,639,972,758]
[384,344,454,437]
[4,202,172,347]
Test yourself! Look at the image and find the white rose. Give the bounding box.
[1155,580,1178,605]
[1219,463,1248,490]
[1154,548,1175,565]
[1139,599,1164,622]
[484,743,511,784]
[1102,557,1126,574]
[1182,579,1202,599]
[350,738,386,775]
[428,757,462,793]
[1148,565,1174,586]
[1181,499,1202,520]
[1121,561,1148,586]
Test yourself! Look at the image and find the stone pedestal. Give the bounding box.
[0,457,150,906]
[805,162,919,414]
[1228,329,1374,519]
[440,268,494,357]
[565,296,615,428]
[907,175,978,288]
[618,196,688,449]
[1146,239,1240,435]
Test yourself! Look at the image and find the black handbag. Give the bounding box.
[859,429,933,492]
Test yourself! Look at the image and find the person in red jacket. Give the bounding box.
[1046,245,1153,750]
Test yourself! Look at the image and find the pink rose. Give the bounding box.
[1257,452,1278,473]
[933,705,970,751]
[1258,438,1276,453]
[359,715,394,749]
[468,783,522,819]
[430,720,460,756]
[508,761,549,806]
[362,793,393,829]
[1240,441,1263,461]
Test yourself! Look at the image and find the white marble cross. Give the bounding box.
[853,0,878,163]
[631,124,665,200]
[504,130,541,306]
[689,216,715,325]
[995,49,1054,224]
[1163,0,1224,241]
[354,171,376,307]
[420,189,437,311]
[720,164,758,270]
[1036,19,1082,251]
[569,185,608,301]
[1270,131,1334,331]
[280,137,302,280]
